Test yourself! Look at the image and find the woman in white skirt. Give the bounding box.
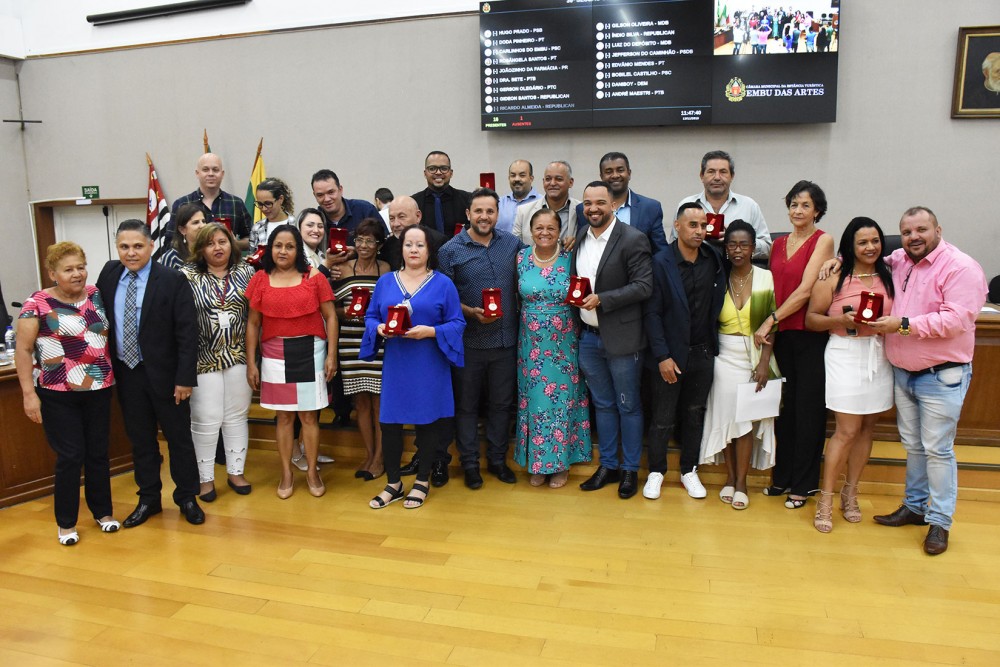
[805,217,895,532]
[699,221,780,510]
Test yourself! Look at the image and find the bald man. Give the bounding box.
[379,196,447,270]
[170,153,253,250]
[497,159,540,234]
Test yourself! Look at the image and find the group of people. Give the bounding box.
[14,148,987,558]
[726,7,836,55]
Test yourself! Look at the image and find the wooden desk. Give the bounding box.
[863,310,1000,446]
[0,363,133,508]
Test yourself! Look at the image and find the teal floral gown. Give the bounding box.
[514,249,592,474]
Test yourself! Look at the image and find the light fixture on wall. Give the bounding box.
[87,0,251,26]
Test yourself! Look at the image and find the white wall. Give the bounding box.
[7,0,1000,296]
[13,0,475,56]
[0,58,34,311]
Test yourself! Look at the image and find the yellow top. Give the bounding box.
[719,291,752,336]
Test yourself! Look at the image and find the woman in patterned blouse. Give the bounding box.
[15,241,119,546]
[160,203,206,270]
[182,223,256,500]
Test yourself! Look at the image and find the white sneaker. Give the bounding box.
[643,472,664,499]
[681,469,707,499]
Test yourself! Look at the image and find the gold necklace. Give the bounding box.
[729,268,753,298]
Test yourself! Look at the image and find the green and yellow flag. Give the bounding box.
[244,138,266,224]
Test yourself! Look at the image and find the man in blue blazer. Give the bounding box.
[576,152,669,255]
[96,220,204,528]
[643,203,726,501]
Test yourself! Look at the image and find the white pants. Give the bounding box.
[190,364,252,483]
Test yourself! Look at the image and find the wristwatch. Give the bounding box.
[898,317,910,336]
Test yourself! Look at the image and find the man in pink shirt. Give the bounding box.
[869,206,987,555]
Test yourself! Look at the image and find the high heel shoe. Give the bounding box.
[276,478,294,499]
[840,481,862,523]
[307,472,326,498]
[814,491,834,533]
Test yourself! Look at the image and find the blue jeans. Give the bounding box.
[893,364,972,530]
[577,330,644,472]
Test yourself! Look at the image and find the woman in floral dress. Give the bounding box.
[514,209,592,488]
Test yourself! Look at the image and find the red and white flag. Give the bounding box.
[145,153,170,260]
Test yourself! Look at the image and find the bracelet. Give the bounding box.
[770,311,778,324]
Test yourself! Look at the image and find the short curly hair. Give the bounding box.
[46,241,86,271]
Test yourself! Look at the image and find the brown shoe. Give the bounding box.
[873,505,927,527]
[924,525,949,555]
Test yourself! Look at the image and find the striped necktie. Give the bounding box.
[121,271,141,368]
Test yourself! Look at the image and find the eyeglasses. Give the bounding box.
[354,238,379,247]
[425,165,452,174]
[255,200,276,210]
[724,241,753,250]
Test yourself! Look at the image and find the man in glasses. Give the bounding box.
[672,150,771,262]
[170,153,253,250]
[643,203,726,501]
[413,151,472,236]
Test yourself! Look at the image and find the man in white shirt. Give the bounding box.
[672,150,771,262]
[512,160,579,246]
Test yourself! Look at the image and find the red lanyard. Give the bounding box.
[211,273,230,308]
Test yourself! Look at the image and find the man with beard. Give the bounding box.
[868,207,987,555]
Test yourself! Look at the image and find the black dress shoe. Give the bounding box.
[618,470,638,499]
[431,460,450,488]
[579,466,619,491]
[122,502,162,528]
[487,462,517,484]
[924,525,949,555]
[464,467,484,490]
[227,479,252,495]
[199,487,217,502]
[873,505,928,527]
[399,456,420,477]
[180,500,206,525]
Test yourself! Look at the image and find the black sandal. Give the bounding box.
[369,483,404,509]
[762,485,790,496]
[404,482,429,509]
[785,495,808,509]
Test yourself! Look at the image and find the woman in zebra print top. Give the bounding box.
[182,223,256,500]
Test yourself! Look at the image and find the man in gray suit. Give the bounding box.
[571,181,653,499]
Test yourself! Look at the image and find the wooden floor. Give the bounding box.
[2,450,1000,666]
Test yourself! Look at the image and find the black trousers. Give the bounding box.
[38,387,114,528]
[772,330,828,496]
[115,363,199,506]
[453,346,516,469]
[646,345,715,475]
[382,420,444,485]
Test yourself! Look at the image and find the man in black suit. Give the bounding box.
[413,150,472,237]
[96,219,204,527]
[571,181,653,499]
[643,203,726,501]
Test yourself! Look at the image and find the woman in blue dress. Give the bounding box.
[514,209,592,489]
[360,225,464,509]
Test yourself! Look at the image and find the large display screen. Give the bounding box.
[480,0,840,130]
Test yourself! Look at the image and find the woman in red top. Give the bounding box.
[246,225,338,499]
[754,181,834,509]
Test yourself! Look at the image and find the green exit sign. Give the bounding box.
[82,185,100,199]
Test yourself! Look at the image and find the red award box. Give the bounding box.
[855,292,884,324]
[348,287,371,319]
[565,275,592,306]
[705,213,724,239]
[482,288,502,318]
[327,227,348,254]
[246,244,266,268]
[479,172,496,190]
[453,222,465,237]
[214,215,233,232]
[385,305,411,335]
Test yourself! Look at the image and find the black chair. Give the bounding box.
[989,275,1000,304]
[882,234,902,257]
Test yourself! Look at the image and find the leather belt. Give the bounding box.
[581,323,600,335]
[909,361,964,376]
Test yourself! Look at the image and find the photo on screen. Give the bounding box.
[713,2,839,56]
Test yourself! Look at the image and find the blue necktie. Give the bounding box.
[433,192,445,233]
[121,271,141,368]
